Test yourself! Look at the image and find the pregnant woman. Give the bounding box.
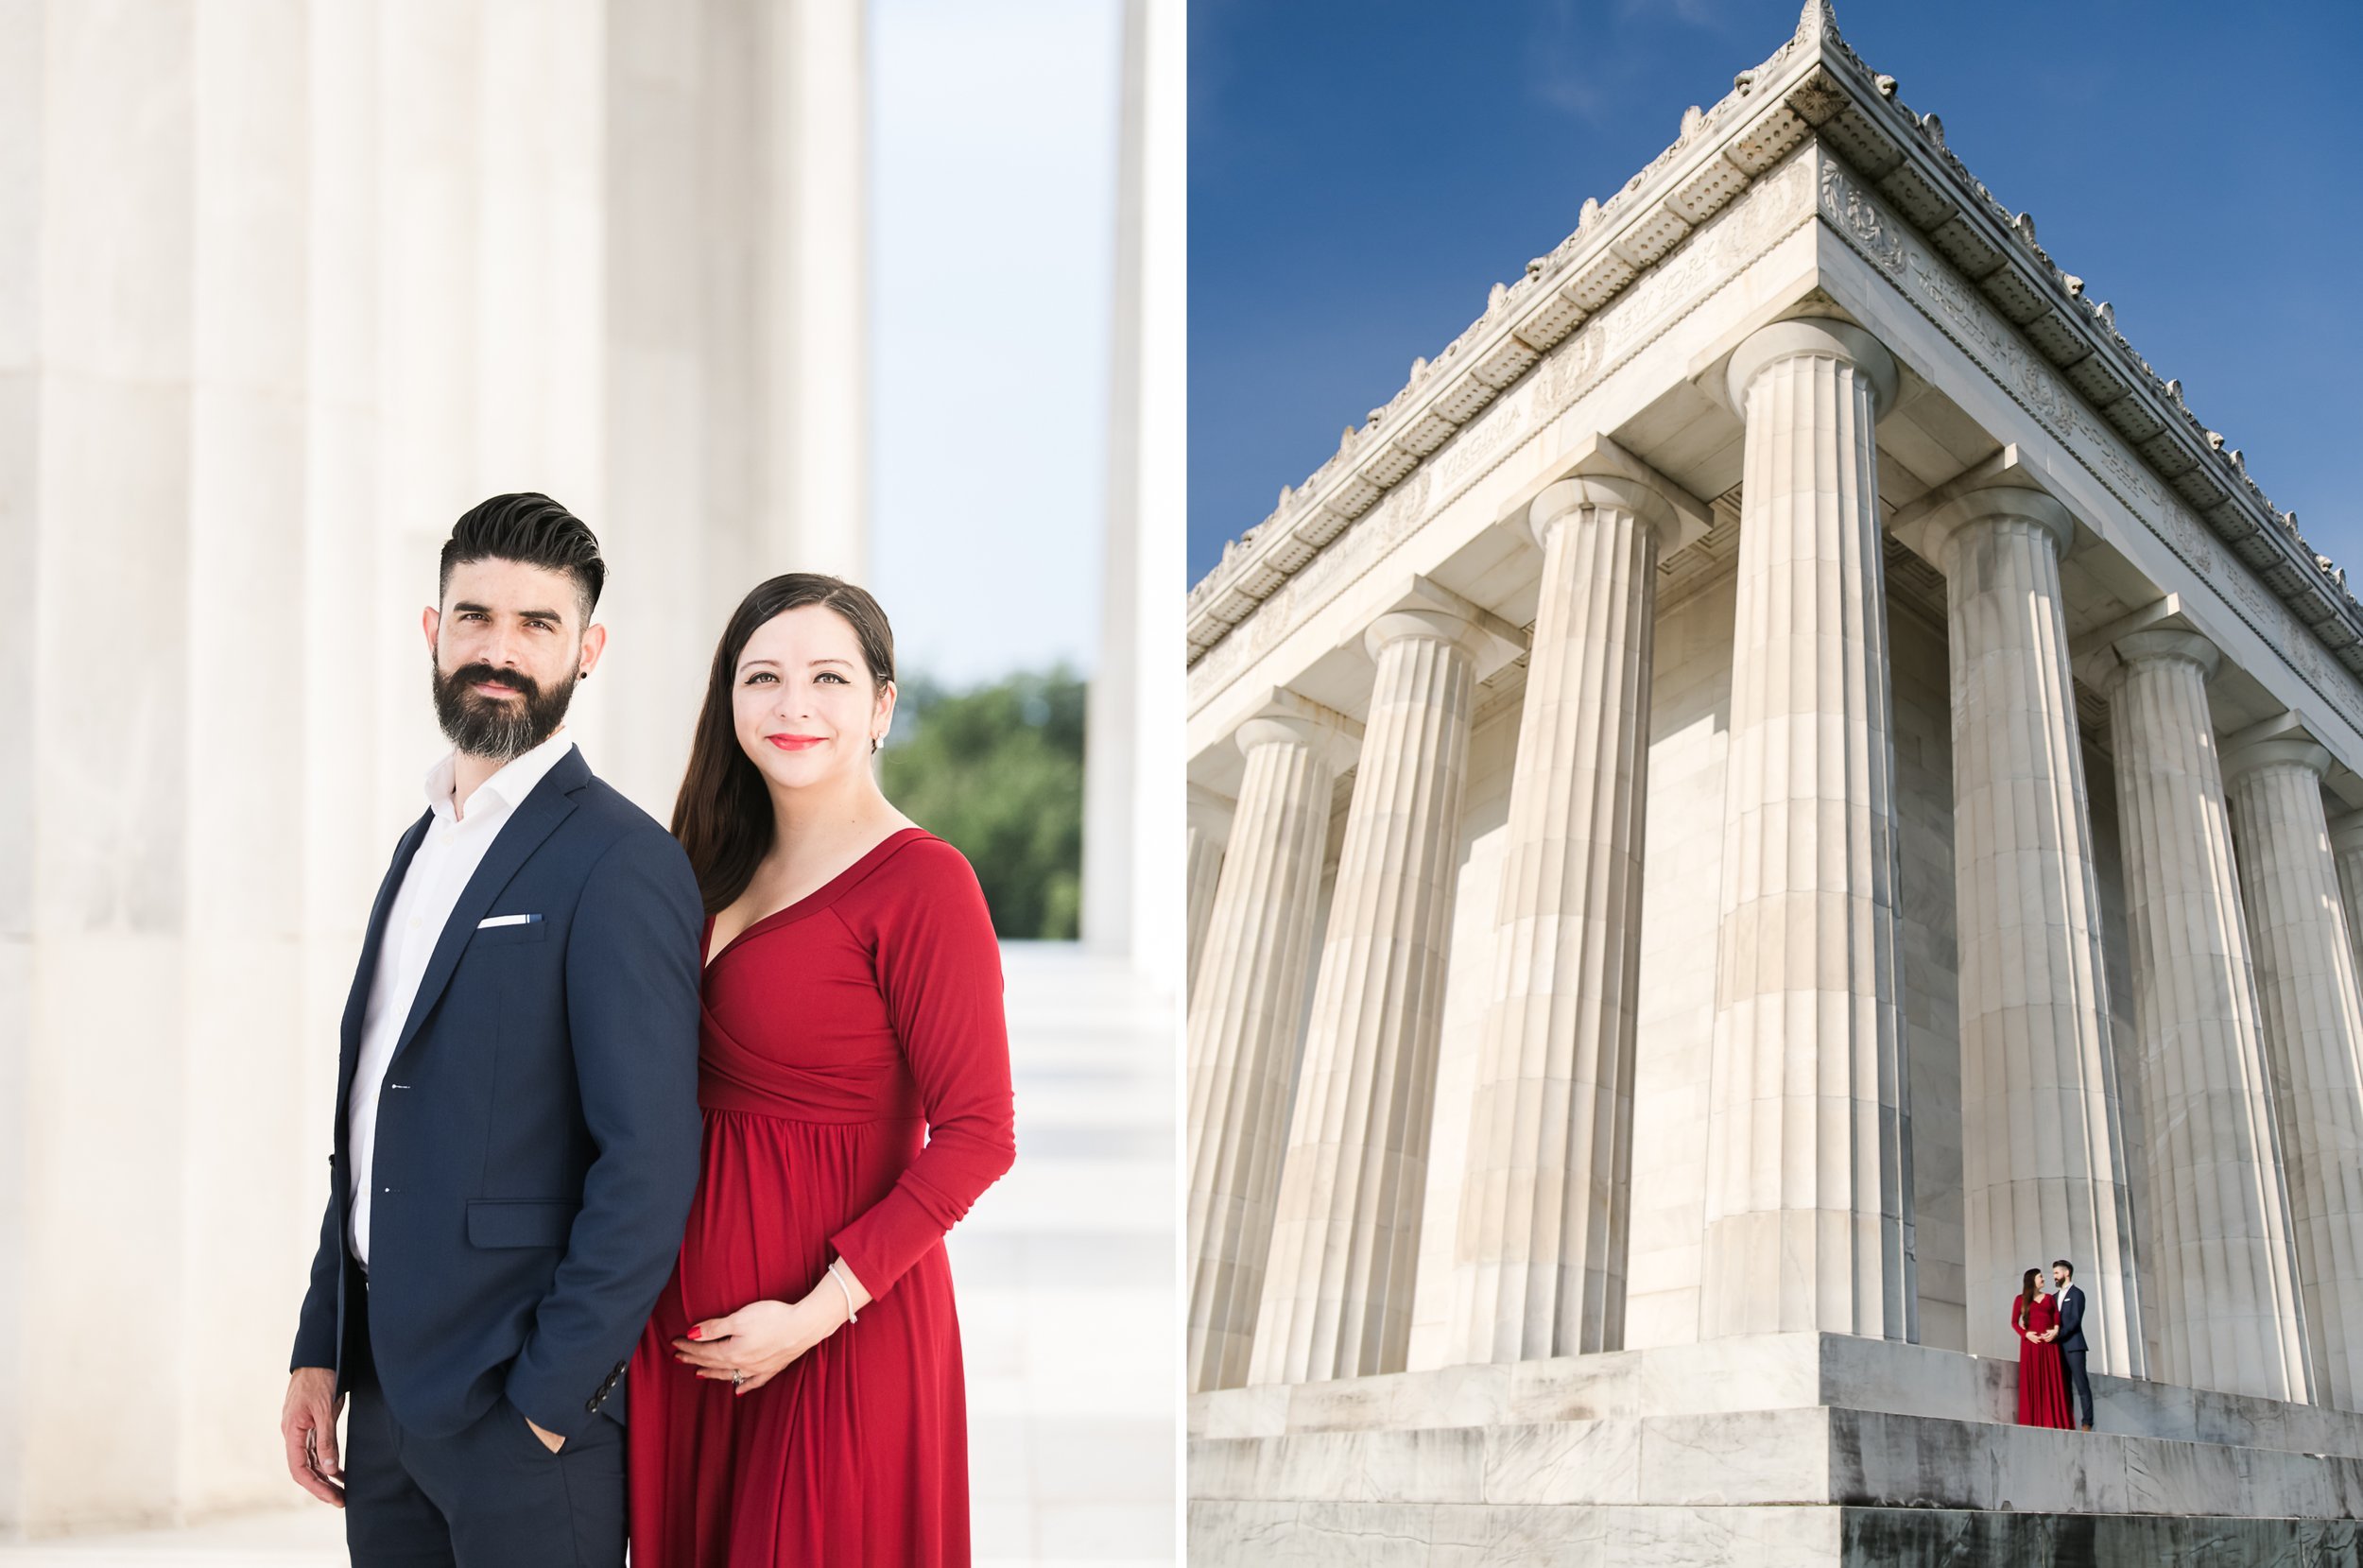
[629,574,1017,1565]
[2011,1266,2073,1430]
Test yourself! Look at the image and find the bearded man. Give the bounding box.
[278,492,703,1567]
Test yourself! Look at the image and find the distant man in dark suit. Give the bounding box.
[277,493,703,1566]
[2053,1258,2094,1432]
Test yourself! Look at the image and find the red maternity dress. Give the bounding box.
[628,828,1017,1566]
[2013,1292,2074,1429]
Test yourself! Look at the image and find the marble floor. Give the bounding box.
[0,942,1182,1566]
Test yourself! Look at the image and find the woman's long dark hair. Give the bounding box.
[2017,1267,2042,1328]
[672,574,897,916]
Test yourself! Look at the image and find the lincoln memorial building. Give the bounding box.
[1183,5,2363,1561]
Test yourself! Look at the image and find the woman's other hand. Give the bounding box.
[671,1290,851,1395]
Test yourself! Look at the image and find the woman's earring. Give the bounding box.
[871,735,881,755]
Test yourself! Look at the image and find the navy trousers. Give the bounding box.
[2061,1348,2094,1428]
[342,1289,625,1568]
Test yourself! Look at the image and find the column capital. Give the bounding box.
[1498,431,1711,557]
[1233,691,1361,769]
[1526,473,1690,554]
[1724,317,1900,420]
[1359,577,1526,674]
[1233,713,1336,760]
[1364,609,1483,661]
[1919,485,2077,577]
[2105,627,2221,688]
[2220,734,2333,785]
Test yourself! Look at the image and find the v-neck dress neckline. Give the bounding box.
[701,826,929,972]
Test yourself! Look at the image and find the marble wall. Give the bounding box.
[1891,600,1966,1354]
[1405,703,1520,1370]
[1610,574,1738,1353]
[2088,744,2161,1374]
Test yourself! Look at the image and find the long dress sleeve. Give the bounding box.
[827,838,1017,1299]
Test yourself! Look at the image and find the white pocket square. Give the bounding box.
[478,913,539,929]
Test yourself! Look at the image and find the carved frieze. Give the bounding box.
[1190,152,1820,698]
[1819,158,2363,739]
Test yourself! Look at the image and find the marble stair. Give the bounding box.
[1188,1334,2363,1565]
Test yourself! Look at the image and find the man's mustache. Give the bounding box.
[445,663,543,702]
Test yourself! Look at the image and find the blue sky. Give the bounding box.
[1187,0,2363,586]
[871,0,1121,685]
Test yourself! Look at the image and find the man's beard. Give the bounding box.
[431,657,578,762]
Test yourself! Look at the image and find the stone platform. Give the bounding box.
[1186,1335,2363,1565]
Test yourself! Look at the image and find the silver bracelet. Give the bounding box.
[826,1260,859,1324]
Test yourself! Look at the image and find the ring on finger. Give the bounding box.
[732,1368,745,1388]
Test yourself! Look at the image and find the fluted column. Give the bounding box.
[1451,461,1686,1363]
[1930,490,2142,1372]
[2224,735,2363,1409]
[2330,813,2363,991]
[1184,785,1233,991]
[1186,708,1349,1392]
[2104,630,2308,1401]
[1699,319,1916,1341]
[1253,606,1489,1383]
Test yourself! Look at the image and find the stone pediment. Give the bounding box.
[1186,0,2360,688]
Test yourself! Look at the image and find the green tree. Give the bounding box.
[881,666,1085,940]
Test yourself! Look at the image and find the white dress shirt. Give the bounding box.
[348,728,578,1266]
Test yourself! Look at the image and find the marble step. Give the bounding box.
[1186,1498,2363,1568]
[1190,1332,2363,1463]
[1192,1404,2363,1518]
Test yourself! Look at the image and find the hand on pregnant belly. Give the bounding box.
[672,1288,851,1395]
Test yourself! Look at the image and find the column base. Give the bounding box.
[1187,1335,2363,1566]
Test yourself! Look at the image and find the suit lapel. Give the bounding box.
[385,748,588,1072]
[337,811,433,1111]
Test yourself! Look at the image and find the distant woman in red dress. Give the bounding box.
[629,575,1017,1565]
[2012,1266,2073,1429]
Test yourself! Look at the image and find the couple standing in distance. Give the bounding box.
[2011,1260,2095,1433]
[278,493,1016,1566]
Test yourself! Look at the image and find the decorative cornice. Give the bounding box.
[1186,0,2362,687]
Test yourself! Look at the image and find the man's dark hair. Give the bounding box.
[439,492,606,622]
[2053,1259,2074,1278]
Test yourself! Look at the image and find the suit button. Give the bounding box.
[585,1396,598,1414]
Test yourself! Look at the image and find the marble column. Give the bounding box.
[1699,319,1916,1341]
[1186,707,1350,1391]
[1184,784,1233,991]
[2330,812,2363,992]
[1254,604,1490,1383]
[2104,630,2308,1401]
[1079,0,1188,994]
[1928,489,2142,1373]
[2223,735,2363,1410]
[1451,462,1685,1363]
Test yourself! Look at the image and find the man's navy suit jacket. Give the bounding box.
[290,746,704,1442]
[2057,1284,2088,1354]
